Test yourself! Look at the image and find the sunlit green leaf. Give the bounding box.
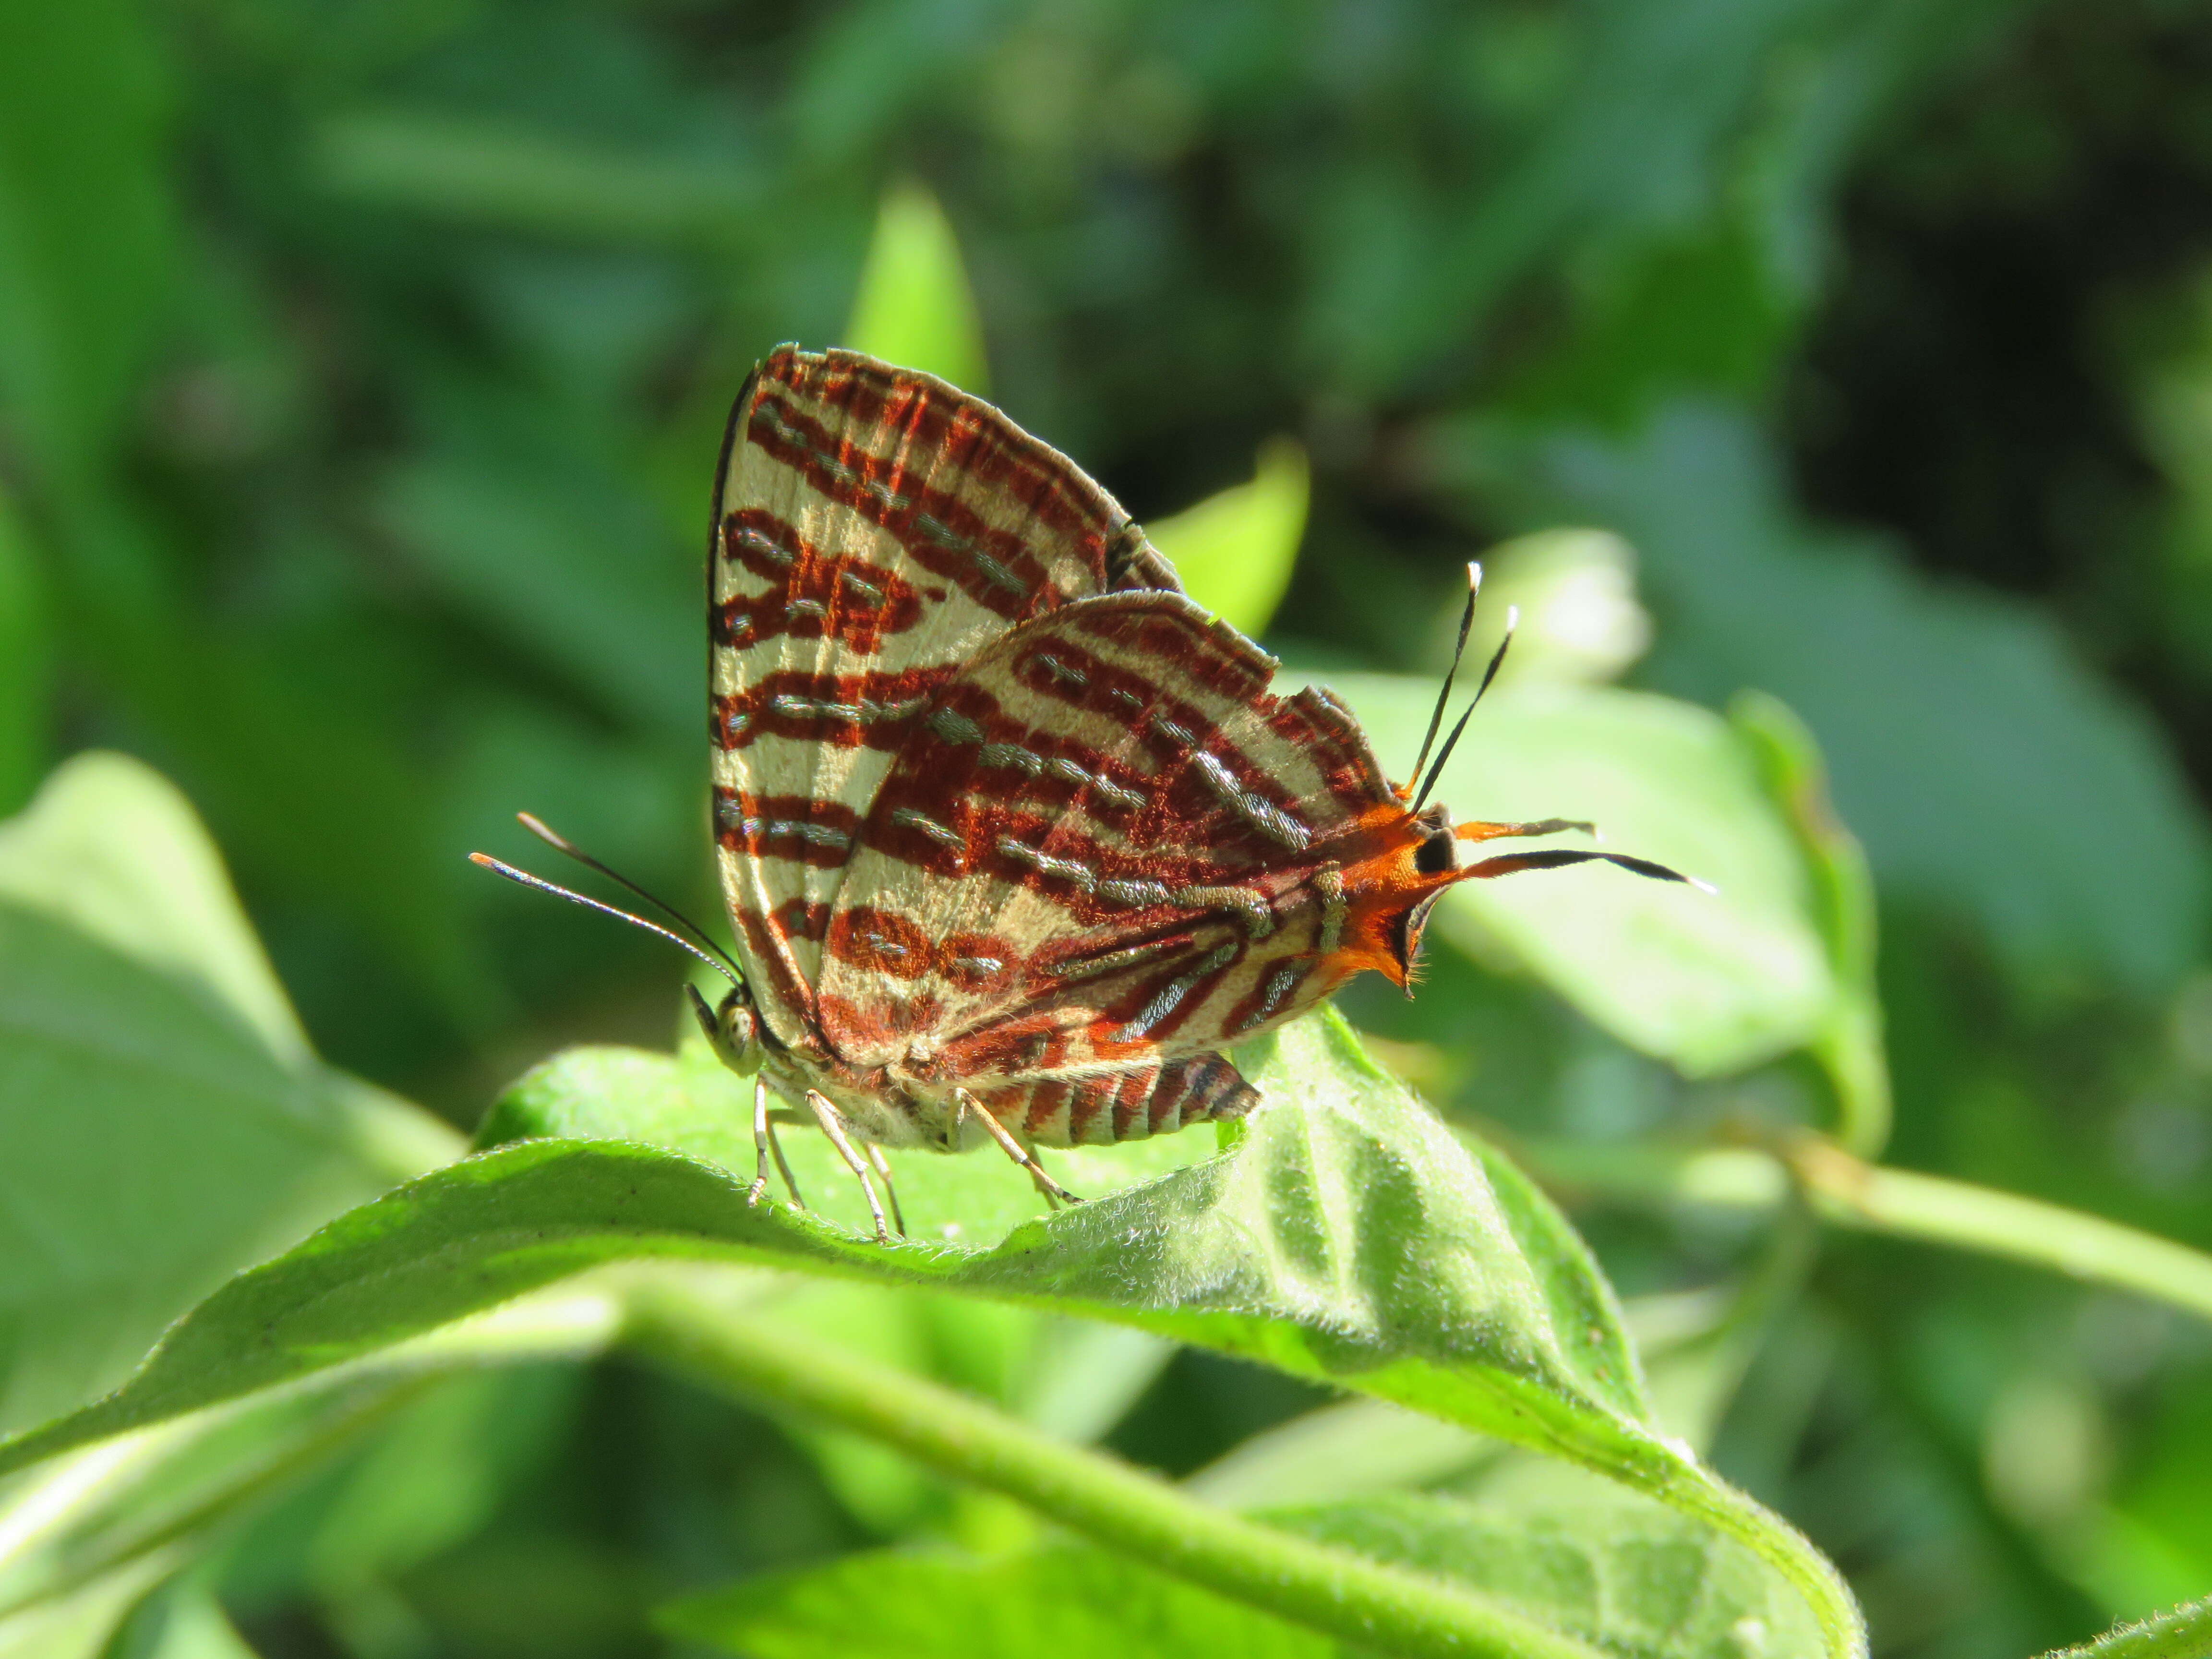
[0,1289,614,1655]
[0,1010,1849,1647]
[842,179,988,393]
[1185,1395,1496,1511]
[127,1585,262,1659]
[1728,691,1890,1154]
[665,1541,1323,1659]
[0,1012,1638,1484]
[0,755,457,1432]
[1478,529,1650,687]
[2044,1595,2212,1659]
[1283,1492,1824,1659]
[0,1551,171,1659]
[1520,404,2210,993]
[1150,439,1310,638]
[0,751,312,1064]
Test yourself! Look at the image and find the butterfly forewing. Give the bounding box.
[709,348,1178,1048]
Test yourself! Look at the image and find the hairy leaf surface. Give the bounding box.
[0,1010,1850,1651]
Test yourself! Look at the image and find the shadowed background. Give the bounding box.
[3,1,2212,1655]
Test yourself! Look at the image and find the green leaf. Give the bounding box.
[0,1552,172,1659]
[0,751,313,1065]
[842,179,988,393]
[0,754,458,1431]
[663,1490,1823,1659]
[1149,439,1310,638]
[1728,691,1890,1155]
[1281,1492,1824,1659]
[1527,404,2209,994]
[1310,673,1834,1076]
[664,1541,1326,1659]
[1186,1395,1497,1512]
[2045,1598,2212,1659]
[0,1011,1855,1652]
[123,1585,263,1659]
[0,1288,614,1655]
[1475,529,1650,687]
[29,1010,1644,1456]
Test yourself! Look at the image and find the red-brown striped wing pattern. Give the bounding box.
[817,593,1404,1144]
[709,348,1178,1055]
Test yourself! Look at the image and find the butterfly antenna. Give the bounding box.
[1407,562,1482,793]
[513,812,745,982]
[469,853,741,989]
[1412,605,1517,812]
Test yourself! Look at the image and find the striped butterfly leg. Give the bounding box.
[804,1089,895,1244]
[956,1087,1081,1210]
[865,1142,907,1238]
[748,1075,806,1210]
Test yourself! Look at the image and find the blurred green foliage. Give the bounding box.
[4,0,2212,1656]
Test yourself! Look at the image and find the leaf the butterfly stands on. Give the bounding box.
[484,346,1697,1241]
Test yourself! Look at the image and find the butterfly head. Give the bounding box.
[1330,800,1485,991]
[1327,797,1702,994]
[702,983,764,1074]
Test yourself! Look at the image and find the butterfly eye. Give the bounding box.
[718,994,758,1060]
[1413,827,1459,876]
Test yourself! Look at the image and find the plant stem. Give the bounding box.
[621,1271,1604,1659]
[1524,1135,2212,1327]
[1783,1139,2212,1324]
[2048,1597,2212,1659]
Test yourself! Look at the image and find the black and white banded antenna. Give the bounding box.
[1407,562,1482,793]
[469,812,744,988]
[1411,604,1517,813]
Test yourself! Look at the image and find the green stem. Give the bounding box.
[1524,1135,2212,1328]
[1787,1140,2212,1325]
[2048,1597,2212,1659]
[621,1273,1603,1659]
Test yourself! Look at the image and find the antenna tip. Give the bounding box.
[516,810,573,851]
[467,851,497,868]
[1504,603,1520,630]
[1687,875,1720,897]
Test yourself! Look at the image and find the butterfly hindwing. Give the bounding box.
[815,591,1401,1135]
[972,1054,1260,1148]
[709,348,1178,1049]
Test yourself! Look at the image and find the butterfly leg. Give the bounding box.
[865,1142,908,1238]
[958,1088,1081,1210]
[805,1089,892,1244]
[749,1076,805,1209]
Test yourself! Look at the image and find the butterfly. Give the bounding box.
[478,346,1693,1242]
